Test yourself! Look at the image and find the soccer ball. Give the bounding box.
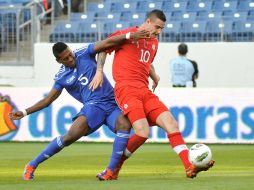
[188,144,212,168]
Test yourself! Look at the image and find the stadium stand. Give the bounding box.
[161,21,181,42]
[0,0,63,63]
[1,0,254,44]
[231,20,254,41]
[50,0,254,43]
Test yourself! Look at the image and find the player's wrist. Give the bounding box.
[21,109,27,116]
[96,68,103,73]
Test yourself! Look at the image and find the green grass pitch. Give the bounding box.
[0,142,253,190]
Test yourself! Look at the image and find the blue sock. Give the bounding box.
[29,136,65,168]
[107,130,130,171]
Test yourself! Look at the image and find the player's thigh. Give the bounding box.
[106,107,131,132]
[114,86,143,116]
[115,88,146,124]
[131,117,150,138]
[75,105,106,136]
[115,87,149,137]
[156,111,179,133]
[64,115,90,145]
[143,91,169,125]
[67,115,90,139]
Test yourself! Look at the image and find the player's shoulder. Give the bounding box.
[150,37,159,44]
[54,65,67,80]
[73,44,90,55]
[74,43,95,59]
[123,26,137,33]
[112,26,137,36]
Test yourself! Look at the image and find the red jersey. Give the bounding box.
[106,27,158,89]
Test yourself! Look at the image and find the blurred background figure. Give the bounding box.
[170,43,197,87]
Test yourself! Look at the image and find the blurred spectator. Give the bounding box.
[62,0,84,14]
[71,0,83,12]
[170,43,198,87]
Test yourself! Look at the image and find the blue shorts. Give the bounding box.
[73,101,122,136]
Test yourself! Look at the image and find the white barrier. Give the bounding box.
[0,87,253,143]
[1,42,254,87]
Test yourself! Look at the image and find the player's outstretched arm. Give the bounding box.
[93,30,150,53]
[9,89,61,120]
[89,52,107,91]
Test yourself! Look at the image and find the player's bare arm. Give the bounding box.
[9,89,61,120]
[89,52,107,91]
[93,29,150,53]
[149,64,160,92]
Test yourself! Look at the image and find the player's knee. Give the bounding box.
[164,119,180,134]
[116,115,131,131]
[134,127,150,138]
[63,135,75,146]
[171,119,180,132]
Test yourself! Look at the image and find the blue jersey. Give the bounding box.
[53,43,115,105]
[170,56,194,86]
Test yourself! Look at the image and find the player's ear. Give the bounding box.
[146,18,151,24]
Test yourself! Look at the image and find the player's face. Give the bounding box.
[146,18,165,38]
[57,47,76,68]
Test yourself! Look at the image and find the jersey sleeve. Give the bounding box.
[87,43,96,56]
[52,82,63,92]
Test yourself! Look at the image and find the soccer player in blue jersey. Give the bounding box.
[9,30,150,181]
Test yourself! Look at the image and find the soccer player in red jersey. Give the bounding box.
[90,9,215,180]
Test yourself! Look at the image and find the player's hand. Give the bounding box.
[152,74,160,92]
[9,111,24,120]
[130,29,151,41]
[89,70,104,92]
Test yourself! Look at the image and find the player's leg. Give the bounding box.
[141,91,193,172]
[96,108,131,180]
[108,112,150,180]
[155,111,192,168]
[155,111,214,177]
[146,93,214,178]
[23,115,90,180]
[97,87,150,180]
[107,112,131,172]
[97,112,149,180]
[123,115,150,156]
[115,86,150,156]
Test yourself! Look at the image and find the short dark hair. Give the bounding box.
[146,9,166,22]
[178,43,188,55]
[52,42,68,59]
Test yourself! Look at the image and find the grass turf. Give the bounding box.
[0,142,253,190]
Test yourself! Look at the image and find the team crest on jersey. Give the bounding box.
[123,104,128,109]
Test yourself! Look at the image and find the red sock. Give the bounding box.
[123,134,148,158]
[117,134,147,167]
[114,134,148,176]
[167,132,191,169]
